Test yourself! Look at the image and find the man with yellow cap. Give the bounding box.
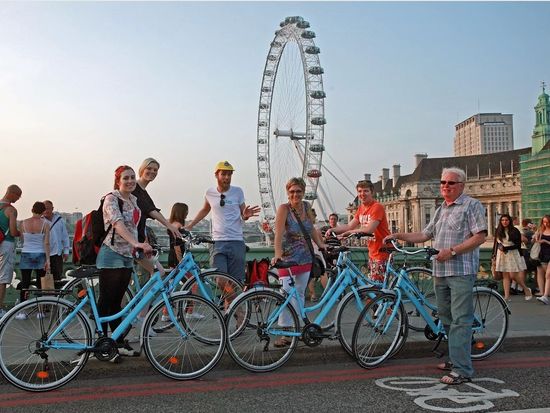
[186,161,260,282]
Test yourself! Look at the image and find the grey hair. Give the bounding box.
[441,167,466,182]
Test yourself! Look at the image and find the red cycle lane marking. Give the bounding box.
[1,355,549,407]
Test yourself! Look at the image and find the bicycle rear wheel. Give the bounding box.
[400,267,435,332]
[470,287,509,360]
[143,293,226,380]
[0,298,91,392]
[180,271,244,313]
[225,289,299,372]
[352,292,408,369]
[62,276,134,316]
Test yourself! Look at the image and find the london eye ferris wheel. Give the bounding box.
[257,16,326,233]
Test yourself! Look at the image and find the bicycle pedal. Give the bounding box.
[327,335,339,341]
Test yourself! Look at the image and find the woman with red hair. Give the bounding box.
[96,165,152,362]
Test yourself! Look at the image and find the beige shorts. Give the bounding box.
[0,241,16,284]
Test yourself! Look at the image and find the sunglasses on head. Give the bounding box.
[220,194,226,207]
[440,180,462,186]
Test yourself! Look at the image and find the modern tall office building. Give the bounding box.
[454,113,514,156]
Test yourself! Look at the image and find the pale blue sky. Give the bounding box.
[1,2,549,222]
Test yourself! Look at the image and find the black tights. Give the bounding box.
[19,269,46,302]
[97,268,132,343]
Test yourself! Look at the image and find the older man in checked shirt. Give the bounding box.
[385,167,487,385]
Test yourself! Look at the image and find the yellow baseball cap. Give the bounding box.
[215,160,235,172]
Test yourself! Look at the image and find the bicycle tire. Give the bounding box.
[142,292,226,380]
[470,286,509,360]
[0,297,92,392]
[335,286,382,357]
[399,267,435,332]
[352,292,408,369]
[225,289,300,372]
[180,271,244,313]
[62,277,134,317]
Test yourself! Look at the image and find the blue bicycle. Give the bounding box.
[0,246,228,392]
[352,240,510,369]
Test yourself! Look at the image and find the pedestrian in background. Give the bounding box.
[385,167,487,385]
[534,215,550,304]
[16,201,50,320]
[492,214,531,301]
[0,185,22,318]
[43,200,70,284]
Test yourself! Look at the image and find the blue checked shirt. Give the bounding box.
[422,193,487,277]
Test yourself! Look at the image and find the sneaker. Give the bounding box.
[0,309,6,319]
[185,312,205,320]
[536,296,549,305]
[15,312,28,320]
[117,341,140,357]
[109,353,122,364]
[161,314,171,322]
[36,312,45,320]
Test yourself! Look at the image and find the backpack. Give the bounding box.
[73,194,123,265]
[245,258,270,288]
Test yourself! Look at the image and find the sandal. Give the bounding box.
[437,361,453,371]
[273,337,292,348]
[440,372,472,385]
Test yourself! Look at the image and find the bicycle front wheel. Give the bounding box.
[0,298,92,392]
[225,289,300,372]
[143,293,226,380]
[336,287,382,357]
[352,292,408,369]
[470,287,509,360]
[180,271,244,313]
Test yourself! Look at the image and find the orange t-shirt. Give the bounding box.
[354,201,390,261]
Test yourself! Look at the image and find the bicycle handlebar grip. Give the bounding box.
[354,232,373,238]
[178,228,191,237]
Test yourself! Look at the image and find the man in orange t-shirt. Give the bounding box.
[326,180,390,281]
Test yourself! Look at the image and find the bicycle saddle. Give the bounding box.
[67,266,101,279]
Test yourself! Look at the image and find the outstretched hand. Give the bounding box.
[243,205,261,220]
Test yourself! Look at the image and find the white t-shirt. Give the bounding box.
[205,186,245,241]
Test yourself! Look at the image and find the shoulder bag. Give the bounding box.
[289,203,323,278]
[530,241,541,260]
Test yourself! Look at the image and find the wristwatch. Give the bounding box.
[450,247,457,257]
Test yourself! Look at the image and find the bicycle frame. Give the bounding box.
[44,250,215,351]
[263,250,381,338]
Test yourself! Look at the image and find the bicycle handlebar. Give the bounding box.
[386,239,439,257]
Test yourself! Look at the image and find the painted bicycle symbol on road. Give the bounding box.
[375,376,519,412]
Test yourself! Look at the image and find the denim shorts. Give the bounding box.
[19,252,46,270]
[96,245,134,269]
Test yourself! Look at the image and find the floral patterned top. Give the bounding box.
[279,201,314,276]
[102,191,140,258]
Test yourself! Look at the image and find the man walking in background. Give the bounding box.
[0,185,22,318]
[43,200,70,284]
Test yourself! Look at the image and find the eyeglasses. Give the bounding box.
[288,190,303,194]
[440,181,463,186]
[220,194,226,207]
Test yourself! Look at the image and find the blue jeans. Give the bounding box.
[210,240,246,282]
[434,274,476,378]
